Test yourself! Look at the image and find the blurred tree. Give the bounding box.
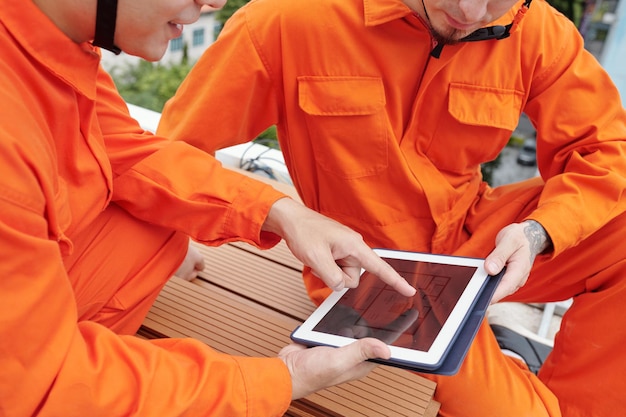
[481,154,502,186]
[548,0,587,27]
[215,0,250,25]
[112,43,192,112]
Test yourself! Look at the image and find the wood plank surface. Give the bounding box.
[191,241,314,321]
[141,277,439,417]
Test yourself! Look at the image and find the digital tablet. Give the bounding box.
[291,249,503,374]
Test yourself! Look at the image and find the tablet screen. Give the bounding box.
[312,257,478,352]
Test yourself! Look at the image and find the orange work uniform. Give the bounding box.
[159,0,626,415]
[0,1,293,416]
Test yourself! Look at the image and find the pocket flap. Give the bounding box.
[448,83,523,130]
[298,76,386,116]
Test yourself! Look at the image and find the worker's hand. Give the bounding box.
[485,220,552,303]
[278,338,390,400]
[262,198,415,297]
[175,240,205,281]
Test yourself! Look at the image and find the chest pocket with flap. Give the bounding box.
[298,76,389,179]
[425,83,524,174]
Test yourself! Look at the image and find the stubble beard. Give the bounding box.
[428,24,463,46]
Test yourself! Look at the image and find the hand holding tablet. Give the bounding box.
[291,249,504,375]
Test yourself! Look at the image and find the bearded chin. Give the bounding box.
[430,26,462,46]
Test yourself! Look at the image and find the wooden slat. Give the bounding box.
[142,277,439,417]
[424,399,442,417]
[192,242,316,321]
[228,240,304,272]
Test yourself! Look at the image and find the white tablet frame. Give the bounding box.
[291,249,490,368]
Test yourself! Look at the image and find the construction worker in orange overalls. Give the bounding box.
[160,0,626,414]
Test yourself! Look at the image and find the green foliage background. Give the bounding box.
[112,59,193,112]
[549,0,586,27]
[215,0,249,25]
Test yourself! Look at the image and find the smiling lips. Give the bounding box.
[169,22,184,38]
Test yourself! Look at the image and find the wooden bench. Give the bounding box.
[139,171,440,417]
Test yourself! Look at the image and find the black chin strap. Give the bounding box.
[459,24,511,42]
[459,0,532,42]
[93,0,121,54]
[428,0,533,58]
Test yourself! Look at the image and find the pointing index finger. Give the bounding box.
[359,250,416,297]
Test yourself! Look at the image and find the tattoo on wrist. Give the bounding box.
[524,220,552,257]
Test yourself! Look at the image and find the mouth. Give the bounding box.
[168,21,184,38]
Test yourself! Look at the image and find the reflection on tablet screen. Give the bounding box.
[312,257,477,351]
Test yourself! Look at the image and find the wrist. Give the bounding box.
[523,220,553,255]
[261,197,297,237]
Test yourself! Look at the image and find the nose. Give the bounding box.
[457,0,488,23]
[196,0,227,11]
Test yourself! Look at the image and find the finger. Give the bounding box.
[194,258,206,272]
[491,277,515,304]
[317,339,387,393]
[485,224,526,276]
[282,339,389,400]
[485,248,509,276]
[309,250,347,292]
[311,267,345,292]
[314,263,361,291]
[341,265,361,288]
[486,230,530,303]
[356,250,416,297]
[490,265,525,303]
[349,337,391,361]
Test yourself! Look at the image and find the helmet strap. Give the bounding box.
[93,0,121,54]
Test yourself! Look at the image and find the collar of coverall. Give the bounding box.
[93,0,121,54]
[430,0,533,58]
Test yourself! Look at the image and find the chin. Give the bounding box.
[124,44,168,62]
[143,50,168,62]
[431,25,465,45]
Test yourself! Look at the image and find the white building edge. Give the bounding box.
[127,103,292,185]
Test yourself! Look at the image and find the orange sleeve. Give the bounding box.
[0,132,292,417]
[112,140,287,248]
[520,15,626,255]
[0,136,292,417]
[158,5,280,153]
[90,66,287,249]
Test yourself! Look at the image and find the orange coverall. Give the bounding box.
[0,1,293,416]
[159,0,626,415]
